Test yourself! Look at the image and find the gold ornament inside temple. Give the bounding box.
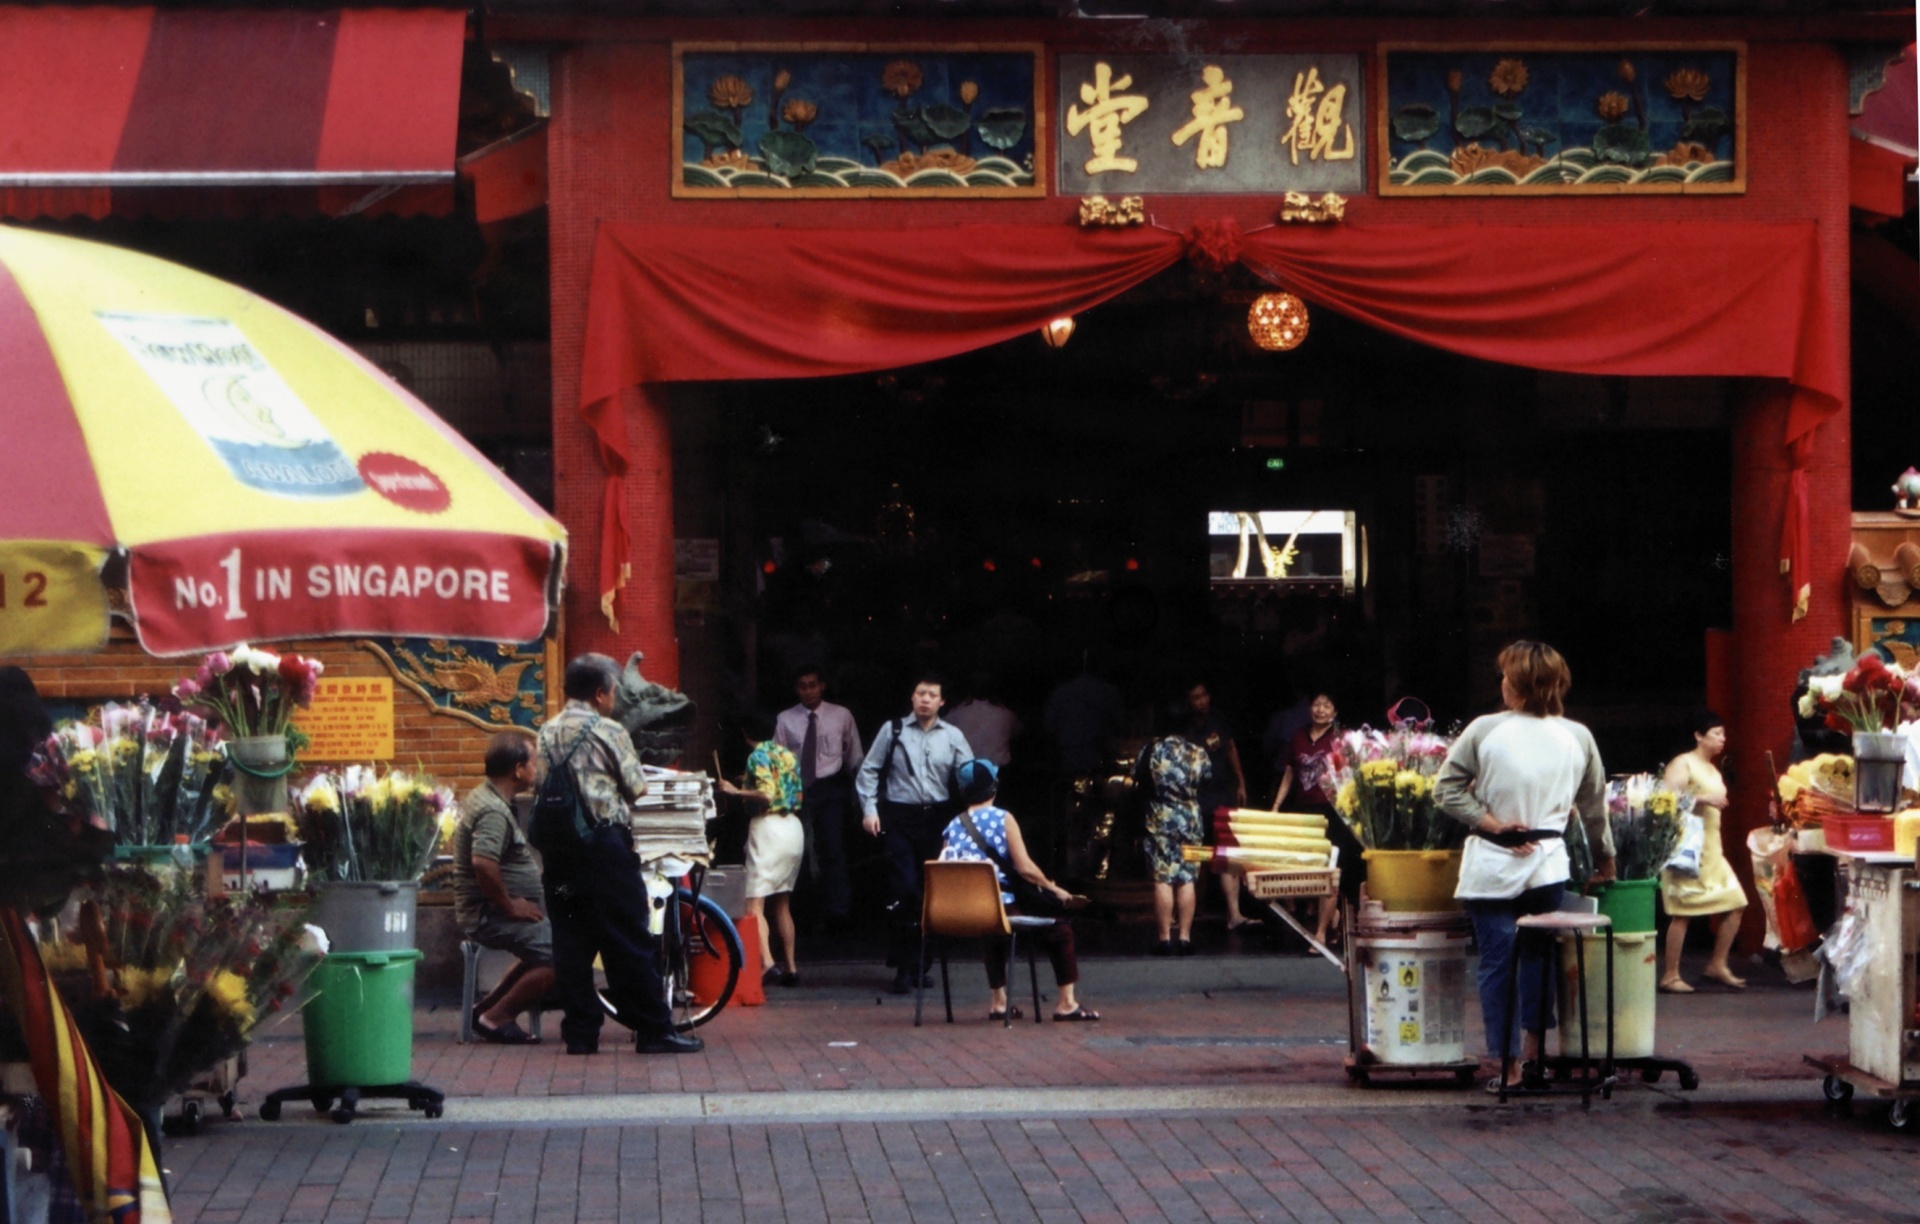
[1247,292,1309,351]
[1042,315,1077,348]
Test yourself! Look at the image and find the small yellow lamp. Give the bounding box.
[1042,315,1077,348]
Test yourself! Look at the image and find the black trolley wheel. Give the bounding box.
[258,1098,281,1122]
[1823,1074,1855,1103]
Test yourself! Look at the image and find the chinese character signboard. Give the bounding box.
[1379,45,1744,195]
[675,44,1044,197]
[1057,54,1365,196]
[295,677,396,761]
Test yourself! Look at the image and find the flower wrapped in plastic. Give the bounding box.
[40,866,321,1110]
[36,701,227,846]
[296,766,454,883]
[1327,724,1463,851]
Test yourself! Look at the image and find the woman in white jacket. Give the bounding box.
[1435,641,1615,1093]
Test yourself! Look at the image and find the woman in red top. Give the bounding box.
[1271,693,1358,949]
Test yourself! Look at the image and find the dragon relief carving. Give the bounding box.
[365,638,549,733]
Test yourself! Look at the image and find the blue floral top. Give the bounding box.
[940,805,1016,905]
[746,741,802,814]
[1142,735,1213,824]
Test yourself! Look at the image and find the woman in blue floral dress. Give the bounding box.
[1135,732,1212,956]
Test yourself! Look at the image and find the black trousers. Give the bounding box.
[537,820,672,1047]
[800,774,853,921]
[879,801,949,970]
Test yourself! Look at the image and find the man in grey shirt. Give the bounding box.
[856,672,974,994]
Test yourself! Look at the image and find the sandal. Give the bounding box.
[473,1015,538,1045]
[987,1005,1024,1022]
[1484,1075,1524,1096]
[1703,967,1748,989]
[1052,1007,1101,1022]
[1658,977,1695,994]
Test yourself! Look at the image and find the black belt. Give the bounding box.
[877,799,945,818]
[1472,828,1564,848]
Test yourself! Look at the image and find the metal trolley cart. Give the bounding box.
[1242,869,1479,1087]
[1806,855,1920,1129]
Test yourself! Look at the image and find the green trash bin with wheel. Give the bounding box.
[258,948,445,1124]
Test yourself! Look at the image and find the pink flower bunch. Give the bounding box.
[172,644,324,740]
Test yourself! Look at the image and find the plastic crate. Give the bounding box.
[1824,813,1894,852]
[1243,868,1338,899]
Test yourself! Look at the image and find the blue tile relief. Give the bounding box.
[679,50,1038,193]
[1384,50,1739,190]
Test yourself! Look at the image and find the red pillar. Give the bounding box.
[1726,384,1850,951]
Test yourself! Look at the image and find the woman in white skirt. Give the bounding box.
[718,712,805,987]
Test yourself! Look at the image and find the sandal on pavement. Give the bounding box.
[987,1005,1024,1022]
[1052,1007,1101,1023]
[474,1016,538,1045]
[1484,1076,1524,1096]
[1658,977,1695,994]
[1703,967,1748,989]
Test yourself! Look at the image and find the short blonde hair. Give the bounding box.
[1498,640,1571,718]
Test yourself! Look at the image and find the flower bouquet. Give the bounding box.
[1601,774,1689,881]
[40,866,321,1112]
[1329,724,1462,851]
[295,767,455,883]
[1798,652,1918,811]
[174,645,325,820]
[36,701,227,847]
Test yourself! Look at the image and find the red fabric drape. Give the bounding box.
[580,221,1840,623]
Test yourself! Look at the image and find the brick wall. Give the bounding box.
[17,637,510,797]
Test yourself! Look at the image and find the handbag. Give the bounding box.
[1665,812,1705,877]
[957,810,1072,917]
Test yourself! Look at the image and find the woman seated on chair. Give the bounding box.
[937,759,1099,1022]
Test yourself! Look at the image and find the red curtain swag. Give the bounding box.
[581,219,1840,624]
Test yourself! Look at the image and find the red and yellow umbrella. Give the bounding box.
[0,225,565,657]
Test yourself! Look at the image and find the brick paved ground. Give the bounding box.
[234,948,1837,1103]
[143,945,1879,1222]
[164,1099,1920,1223]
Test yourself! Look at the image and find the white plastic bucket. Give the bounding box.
[1355,927,1471,1066]
[1555,930,1656,1060]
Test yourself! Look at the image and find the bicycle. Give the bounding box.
[598,858,743,1031]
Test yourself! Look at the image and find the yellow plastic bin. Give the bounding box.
[1362,850,1463,913]
[1554,930,1656,1060]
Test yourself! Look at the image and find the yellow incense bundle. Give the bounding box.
[1218,831,1331,854]
[1221,808,1328,831]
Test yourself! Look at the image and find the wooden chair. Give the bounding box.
[915,859,1053,1028]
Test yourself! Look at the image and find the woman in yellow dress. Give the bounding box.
[1660,709,1749,992]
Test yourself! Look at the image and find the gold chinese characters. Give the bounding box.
[1066,62,1151,175]
[1282,66,1355,165]
[1170,65,1244,170]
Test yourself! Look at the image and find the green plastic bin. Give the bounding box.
[1594,878,1659,935]
[302,950,422,1088]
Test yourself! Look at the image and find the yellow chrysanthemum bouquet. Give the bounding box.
[295,766,455,882]
[41,866,320,1110]
[1328,725,1462,851]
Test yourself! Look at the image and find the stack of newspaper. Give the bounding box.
[629,765,715,862]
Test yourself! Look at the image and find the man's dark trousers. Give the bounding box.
[803,773,854,922]
[879,800,947,971]
[538,819,672,1049]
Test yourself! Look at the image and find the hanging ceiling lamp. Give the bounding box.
[1042,315,1077,348]
[1247,292,1309,352]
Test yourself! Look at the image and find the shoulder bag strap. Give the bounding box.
[958,809,1019,882]
[876,715,911,801]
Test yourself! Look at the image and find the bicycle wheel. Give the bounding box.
[598,888,742,1031]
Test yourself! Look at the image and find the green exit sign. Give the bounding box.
[1265,457,1287,470]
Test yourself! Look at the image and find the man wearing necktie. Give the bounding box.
[775,665,865,928]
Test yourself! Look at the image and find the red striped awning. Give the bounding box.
[0,7,464,216]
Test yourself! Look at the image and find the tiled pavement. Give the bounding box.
[168,1100,1920,1223]
[155,947,1893,1222]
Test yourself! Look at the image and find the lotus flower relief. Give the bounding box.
[1596,92,1631,122]
[1664,68,1710,103]
[882,59,923,100]
[708,75,754,113]
[1488,58,1529,98]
